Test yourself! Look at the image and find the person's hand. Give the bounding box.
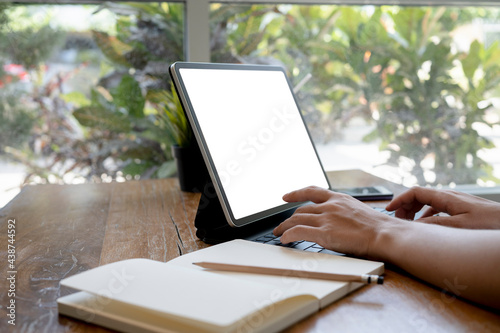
[273,186,395,257]
[385,187,500,229]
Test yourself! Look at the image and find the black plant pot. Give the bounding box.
[171,144,209,192]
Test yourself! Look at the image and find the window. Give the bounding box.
[0,2,184,206]
[1,1,499,208]
[209,3,500,188]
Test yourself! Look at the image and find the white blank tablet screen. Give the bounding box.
[179,68,329,220]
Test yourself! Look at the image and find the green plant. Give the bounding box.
[362,8,500,185]
[2,3,499,187]
[68,2,187,179]
[222,4,500,186]
[0,4,67,171]
[0,84,36,153]
[1,2,188,183]
[149,83,192,148]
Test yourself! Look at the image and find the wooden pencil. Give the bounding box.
[193,262,384,284]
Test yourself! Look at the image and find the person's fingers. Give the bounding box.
[386,187,442,212]
[416,215,467,228]
[283,186,334,204]
[273,213,323,236]
[385,187,423,211]
[420,206,439,219]
[394,208,419,220]
[388,187,476,218]
[293,203,324,215]
[279,225,321,244]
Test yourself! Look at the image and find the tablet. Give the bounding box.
[170,62,330,227]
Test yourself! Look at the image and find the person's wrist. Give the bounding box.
[368,216,407,263]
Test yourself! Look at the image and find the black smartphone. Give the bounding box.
[333,186,393,201]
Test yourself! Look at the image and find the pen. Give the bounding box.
[192,262,384,285]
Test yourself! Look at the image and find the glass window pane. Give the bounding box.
[210,4,500,188]
[0,2,184,207]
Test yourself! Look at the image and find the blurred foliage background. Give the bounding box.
[1,2,499,187]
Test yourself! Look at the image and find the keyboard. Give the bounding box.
[252,232,345,255]
[373,206,396,216]
[251,207,397,256]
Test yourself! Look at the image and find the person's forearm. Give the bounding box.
[371,222,500,310]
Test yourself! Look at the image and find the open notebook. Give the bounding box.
[58,240,384,333]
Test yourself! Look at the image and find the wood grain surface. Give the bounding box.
[0,170,498,332]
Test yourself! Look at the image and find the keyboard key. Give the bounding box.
[260,234,276,239]
[253,238,268,243]
[292,241,315,251]
[373,207,395,216]
[256,235,275,242]
[280,241,300,248]
[265,239,282,245]
[319,249,345,256]
[304,247,323,253]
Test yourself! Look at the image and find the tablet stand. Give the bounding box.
[182,138,295,244]
[193,162,295,244]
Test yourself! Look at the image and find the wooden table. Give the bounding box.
[1,170,499,332]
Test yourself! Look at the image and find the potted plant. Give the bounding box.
[77,3,209,191]
[156,84,209,192]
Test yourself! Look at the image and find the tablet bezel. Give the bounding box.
[169,62,330,227]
